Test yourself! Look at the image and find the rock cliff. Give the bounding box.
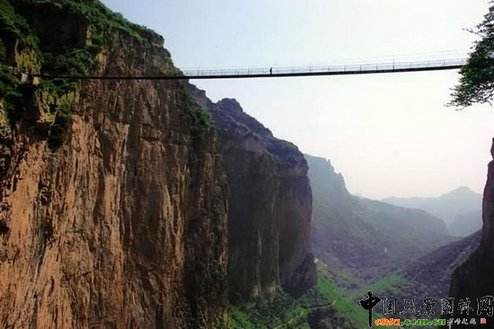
[0,1,228,328]
[191,87,316,303]
[0,0,320,326]
[450,138,494,298]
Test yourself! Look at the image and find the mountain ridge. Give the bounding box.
[305,154,456,284]
[382,186,482,236]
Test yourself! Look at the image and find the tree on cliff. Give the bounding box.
[450,3,494,108]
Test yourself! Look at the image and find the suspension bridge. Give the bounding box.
[178,58,466,80]
[8,58,467,81]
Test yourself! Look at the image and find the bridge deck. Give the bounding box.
[7,58,466,80]
[180,58,466,80]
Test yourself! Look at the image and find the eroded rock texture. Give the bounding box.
[0,7,228,329]
[0,1,318,327]
[192,87,316,303]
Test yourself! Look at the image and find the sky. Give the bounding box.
[102,0,494,199]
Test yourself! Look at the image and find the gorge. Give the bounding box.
[1,1,494,328]
[0,1,315,327]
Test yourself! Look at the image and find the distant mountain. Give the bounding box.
[366,231,480,303]
[450,210,482,236]
[382,186,482,236]
[305,154,456,284]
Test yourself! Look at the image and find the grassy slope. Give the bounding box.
[228,263,376,329]
[0,0,165,147]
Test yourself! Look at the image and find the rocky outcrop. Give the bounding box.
[191,87,316,302]
[450,138,494,298]
[0,2,228,328]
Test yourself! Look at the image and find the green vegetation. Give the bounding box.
[0,105,8,135]
[0,68,18,135]
[228,264,373,329]
[0,0,38,132]
[0,0,165,149]
[192,101,213,129]
[362,231,480,305]
[47,0,152,44]
[178,87,214,144]
[43,49,94,76]
[47,103,70,149]
[305,271,376,328]
[450,4,494,108]
[365,274,409,297]
[0,0,41,72]
[229,291,308,329]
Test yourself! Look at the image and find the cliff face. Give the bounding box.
[192,87,316,302]
[0,2,228,328]
[450,138,494,298]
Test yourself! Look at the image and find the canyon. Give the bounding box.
[0,1,314,327]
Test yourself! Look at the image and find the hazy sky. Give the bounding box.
[102,0,494,199]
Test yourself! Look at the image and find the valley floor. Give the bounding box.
[228,263,373,329]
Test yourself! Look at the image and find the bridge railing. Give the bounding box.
[181,58,466,77]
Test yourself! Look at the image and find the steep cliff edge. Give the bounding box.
[191,87,316,302]
[0,1,228,328]
[450,139,494,298]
